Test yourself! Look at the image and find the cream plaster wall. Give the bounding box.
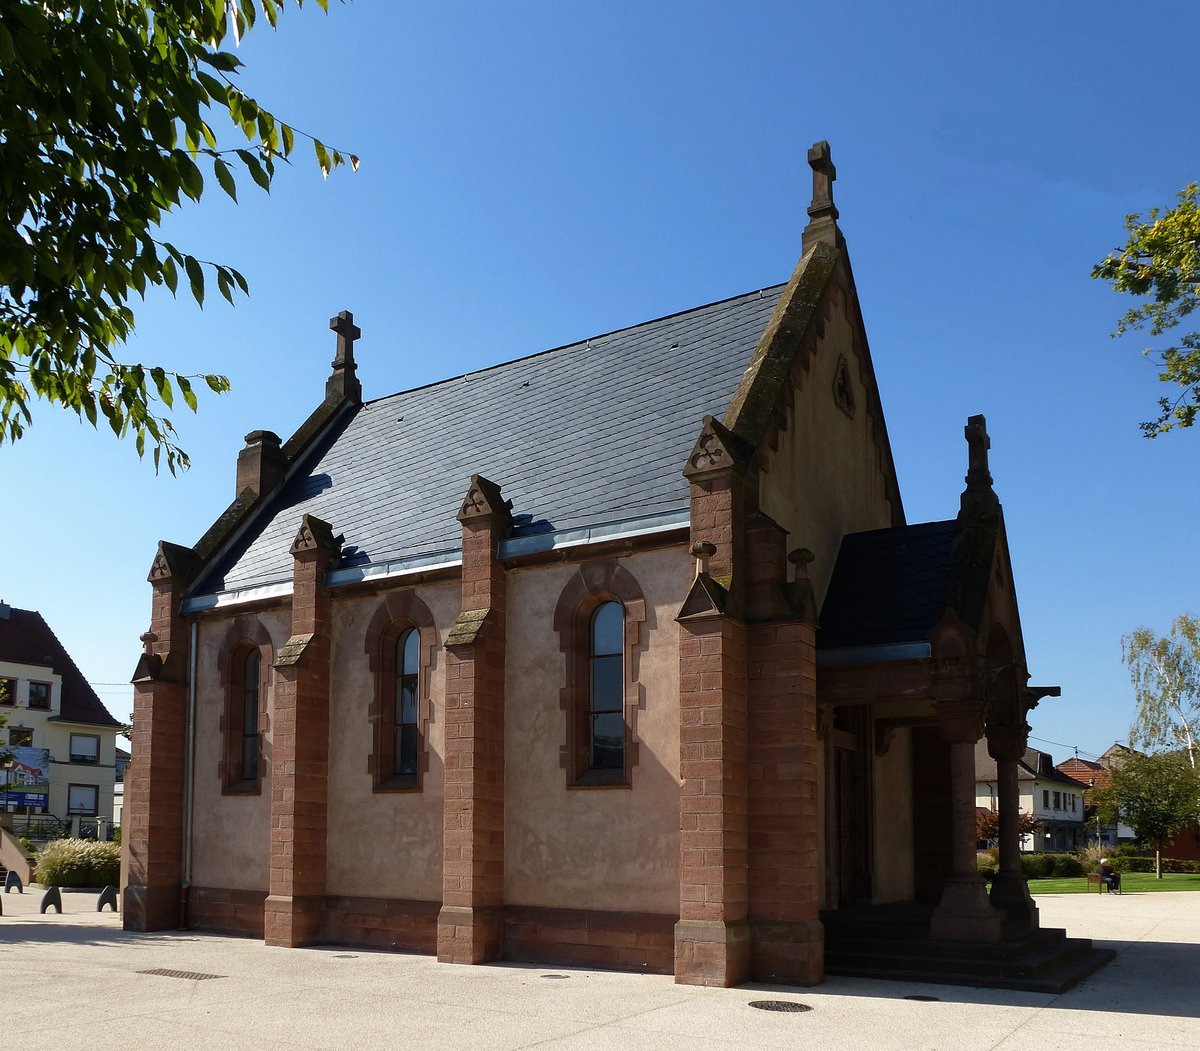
[757,292,899,606]
[0,659,119,823]
[190,610,289,892]
[872,727,915,902]
[324,584,458,901]
[504,547,687,915]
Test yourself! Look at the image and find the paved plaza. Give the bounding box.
[2,887,1197,1049]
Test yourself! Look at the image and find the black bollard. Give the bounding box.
[40,885,62,914]
[97,885,118,912]
[4,870,22,894]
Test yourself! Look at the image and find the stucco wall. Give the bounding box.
[504,547,687,914]
[324,584,458,901]
[757,292,898,606]
[872,726,914,902]
[190,610,289,892]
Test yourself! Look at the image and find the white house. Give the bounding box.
[975,741,1088,852]
[0,602,122,830]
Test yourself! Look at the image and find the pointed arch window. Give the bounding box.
[589,602,625,772]
[394,628,420,777]
[218,620,272,795]
[365,591,436,792]
[554,560,647,788]
[241,649,261,782]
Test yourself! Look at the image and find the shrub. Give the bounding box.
[1019,852,1055,879]
[1048,853,1083,877]
[976,852,997,881]
[34,838,120,888]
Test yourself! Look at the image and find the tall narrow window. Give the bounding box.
[220,623,270,794]
[242,649,261,782]
[589,602,624,772]
[394,629,420,776]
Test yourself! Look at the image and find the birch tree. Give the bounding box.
[1124,614,1200,770]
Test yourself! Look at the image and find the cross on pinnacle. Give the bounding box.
[807,140,838,221]
[326,309,363,405]
[802,140,842,252]
[330,310,361,365]
[961,413,998,513]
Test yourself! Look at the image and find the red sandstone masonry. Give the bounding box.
[124,545,195,932]
[438,478,510,965]
[504,907,676,974]
[265,515,337,948]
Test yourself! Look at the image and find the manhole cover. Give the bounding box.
[333,954,358,959]
[903,995,941,1002]
[748,1000,812,1013]
[540,974,570,979]
[137,968,224,981]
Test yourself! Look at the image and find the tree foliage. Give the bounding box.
[975,807,1039,843]
[1124,614,1200,771]
[1093,184,1200,437]
[0,0,357,472]
[1093,750,1200,877]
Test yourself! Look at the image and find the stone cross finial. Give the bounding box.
[807,140,837,218]
[960,413,999,513]
[803,140,843,251]
[326,310,362,404]
[330,310,361,364]
[964,414,992,489]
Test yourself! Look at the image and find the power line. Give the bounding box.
[1027,734,1108,761]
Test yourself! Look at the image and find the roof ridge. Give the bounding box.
[361,284,787,407]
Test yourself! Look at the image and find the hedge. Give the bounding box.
[1107,856,1200,874]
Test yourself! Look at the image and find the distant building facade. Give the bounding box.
[976,742,1087,852]
[0,602,122,827]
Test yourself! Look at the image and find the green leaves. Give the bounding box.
[0,0,356,472]
[1095,184,1200,437]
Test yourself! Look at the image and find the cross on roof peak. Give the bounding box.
[326,309,362,405]
[330,310,361,364]
[960,413,999,513]
[803,139,842,251]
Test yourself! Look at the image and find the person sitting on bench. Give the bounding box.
[1099,858,1121,893]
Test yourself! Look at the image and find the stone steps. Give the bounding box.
[821,905,1116,994]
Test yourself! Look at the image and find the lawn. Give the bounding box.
[1027,872,1200,895]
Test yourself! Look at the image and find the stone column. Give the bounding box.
[438,476,510,965]
[987,732,1038,927]
[744,519,823,985]
[675,417,753,987]
[264,514,338,947]
[930,696,1004,942]
[124,541,199,931]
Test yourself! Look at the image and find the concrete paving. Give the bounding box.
[2,886,1198,1049]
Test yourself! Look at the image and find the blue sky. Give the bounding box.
[5,1,1199,765]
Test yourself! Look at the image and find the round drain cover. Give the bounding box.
[903,995,940,1002]
[748,1000,812,1013]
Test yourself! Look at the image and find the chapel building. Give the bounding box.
[123,144,1109,989]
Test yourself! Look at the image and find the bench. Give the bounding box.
[1087,872,1121,893]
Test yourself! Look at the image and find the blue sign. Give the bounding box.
[2,745,50,808]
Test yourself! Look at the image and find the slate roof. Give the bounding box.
[0,605,120,727]
[199,287,785,595]
[817,520,960,650]
[975,740,1089,789]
